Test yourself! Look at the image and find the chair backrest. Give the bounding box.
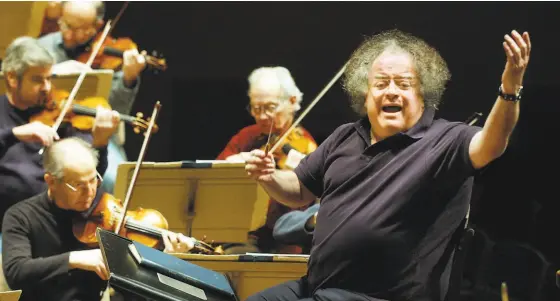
[462,227,494,289]
[444,223,474,301]
[483,241,549,301]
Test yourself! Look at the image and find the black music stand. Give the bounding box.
[97,228,238,301]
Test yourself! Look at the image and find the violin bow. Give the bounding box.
[269,62,348,154]
[39,21,113,154]
[113,101,162,235]
[107,1,129,36]
[466,112,483,126]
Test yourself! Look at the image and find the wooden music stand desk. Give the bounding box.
[0,290,22,301]
[114,161,271,243]
[0,70,114,100]
[0,2,47,58]
[172,253,308,301]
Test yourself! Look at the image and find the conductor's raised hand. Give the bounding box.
[502,30,531,94]
[245,149,275,182]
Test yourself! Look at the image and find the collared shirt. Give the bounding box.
[294,108,481,300]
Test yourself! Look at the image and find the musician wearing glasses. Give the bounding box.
[1,137,195,301]
[217,66,317,254]
[38,1,148,195]
[0,37,120,243]
[245,29,530,301]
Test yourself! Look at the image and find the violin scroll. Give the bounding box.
[132,112,159,135]
[191,235,224,255]
[145,50,167,73]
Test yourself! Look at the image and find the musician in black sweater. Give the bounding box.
[2,138,195,301]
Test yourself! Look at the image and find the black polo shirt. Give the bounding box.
[294,108,481,301]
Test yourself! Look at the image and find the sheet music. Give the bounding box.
[157,273,207,300]
[245,252,310,258]
[195,159,245,164]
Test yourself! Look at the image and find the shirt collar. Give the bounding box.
[54,32,64,49]
[354,107,436,143]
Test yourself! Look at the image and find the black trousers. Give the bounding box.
[245,277,388,301]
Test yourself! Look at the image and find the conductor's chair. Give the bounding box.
[459,227,494,300]
[478,241,549,301]
[444,205,476,301]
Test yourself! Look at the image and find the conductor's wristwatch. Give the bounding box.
[498,85,523,102]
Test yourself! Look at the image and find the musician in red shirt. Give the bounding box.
[217,66,317,254]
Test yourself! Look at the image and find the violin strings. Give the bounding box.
[72,104,136,123]
[264,118,275,155]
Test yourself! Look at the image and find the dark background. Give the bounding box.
[105,1,560,298]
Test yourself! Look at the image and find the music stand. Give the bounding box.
[0,2,47,58]
[0,290,22,301]
[96,228,237,301]
[0,70,114,100]
[114,161,270,243]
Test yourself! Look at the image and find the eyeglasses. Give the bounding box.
[246,103,281,116]
[64,172,103,192]
[369,77,418,91]
[58,19,96,37]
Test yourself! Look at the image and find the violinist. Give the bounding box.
[217,66,317,254]
[37,0,147,194]
[0,37,119,241]
[2,137,196,301]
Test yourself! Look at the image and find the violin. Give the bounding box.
[78,101,224,256]
[72,192,224,254]
[76,33,167,73]
[73,2,167,73]
[30,88,159,134]
[259,127,317,170]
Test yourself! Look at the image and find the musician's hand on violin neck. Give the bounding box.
[245,149,276,182]
[122,49,147,88]
[91,106,120,147]
[68,249,108,280]
[12,121,60,146]
[162,231,195,253]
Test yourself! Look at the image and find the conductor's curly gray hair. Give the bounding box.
[342,29,451,115]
